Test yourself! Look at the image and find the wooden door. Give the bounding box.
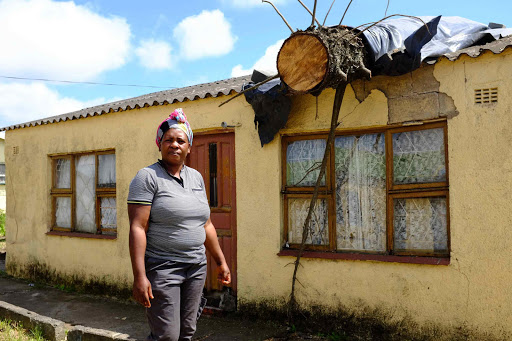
[187,132,237,293]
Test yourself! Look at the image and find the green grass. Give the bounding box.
[0,319,48,341]
[0,209,5,237]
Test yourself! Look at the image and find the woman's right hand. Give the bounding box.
[133,275,154,308]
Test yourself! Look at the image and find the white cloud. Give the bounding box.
[136,39,174,70]
[222,0,288,8]
[231,39,284,77]
[0,82,116,128]
[0,0,131,81]
[173,10,237,60]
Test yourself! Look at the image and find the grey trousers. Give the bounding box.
[145,257,207,341]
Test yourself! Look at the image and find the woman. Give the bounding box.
[128,108,231,341]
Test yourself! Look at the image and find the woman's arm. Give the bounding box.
[128,204,154,307]
[204,218,231,285]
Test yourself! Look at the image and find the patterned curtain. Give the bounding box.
[75,155,96,233]
[286,139,326,187]
[98,154,116,187]
[288,198,329,245]
[335,133,386,252]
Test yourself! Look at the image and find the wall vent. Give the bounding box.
[474,87,498,104]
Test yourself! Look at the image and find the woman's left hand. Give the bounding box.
[217,262,231,285]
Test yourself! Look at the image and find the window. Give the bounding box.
[282,122,449,257]
[0,163,5,185]
[50,150,116,236]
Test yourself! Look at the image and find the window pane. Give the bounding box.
[286,139,326,187]
[98,154,116,188]
[55,197,71,228]
[100,197,117,230]
[75,155,96,233]
[54,158,71,188]
[0,163,5,185]
[393,128,446,184]
[335,134,386,252]
[288,198,329,245]
[393,197,448,253]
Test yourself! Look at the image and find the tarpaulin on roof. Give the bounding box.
[361,16,512,76]
[243,78,290,146]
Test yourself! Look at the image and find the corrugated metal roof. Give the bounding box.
[435,35,512,62]
[0,75,251,131]
[3,36,512,132]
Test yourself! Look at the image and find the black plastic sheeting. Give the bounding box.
[361,15,512,76]
[243,78,290,146]
[245,16,512,146]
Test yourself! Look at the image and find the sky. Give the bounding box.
[1,0,511,137]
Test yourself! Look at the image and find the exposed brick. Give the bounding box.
[388,93,440,123]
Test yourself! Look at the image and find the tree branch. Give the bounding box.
[339,0,354,25]
[288,82,347,320]
[297,0,321,27]
[218,74,279,107]
[262,0,295,33]
[311,0,318,27]
[350,14,430,40]
[323,0,337,26]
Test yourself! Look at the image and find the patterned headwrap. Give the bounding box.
[155,108,193,147]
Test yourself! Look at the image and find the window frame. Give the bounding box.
[281,121,449,258]
[50,149,116,235]
[0,162,6,185]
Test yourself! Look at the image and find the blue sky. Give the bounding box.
[1,0,511,135]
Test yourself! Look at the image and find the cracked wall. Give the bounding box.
[351,64,458,124]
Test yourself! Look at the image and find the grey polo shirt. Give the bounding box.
[128,162,210,263]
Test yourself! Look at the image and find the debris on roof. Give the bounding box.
[361,16,512,76]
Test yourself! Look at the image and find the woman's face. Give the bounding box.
[159,128,191,166]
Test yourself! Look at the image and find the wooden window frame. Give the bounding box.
[282,121,449,259]
[50,149,116,236]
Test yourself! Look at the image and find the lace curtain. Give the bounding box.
[394,197,448,253]
[393,128,446,184]
[55,158,71,188]
[286,139,326,187]
[98,154,116,187]
[335,133,386,252]
[75,155,96,233]
[55,197,71,228]
[100,197,117,230]
[288,198,329,245]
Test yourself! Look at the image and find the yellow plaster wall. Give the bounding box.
[0,138,5,211]
[237,57,512,337]
[5,50,512,337]
[4,97,256,288]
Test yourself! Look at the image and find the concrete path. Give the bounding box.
[0,270,285,341]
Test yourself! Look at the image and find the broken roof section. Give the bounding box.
[361,15,512,76]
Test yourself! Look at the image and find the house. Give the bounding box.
[2,35,512,339]
[0,137,5,212]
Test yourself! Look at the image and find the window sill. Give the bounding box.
[46,231,117,240]
[278,249,450,265]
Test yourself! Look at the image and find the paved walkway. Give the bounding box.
[0,260,285,341]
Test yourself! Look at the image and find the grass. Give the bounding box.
[1,209,6,253]
[0,209,5,237]
[0,319,47,341]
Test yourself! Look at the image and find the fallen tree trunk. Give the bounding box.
[277,26,370,94]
